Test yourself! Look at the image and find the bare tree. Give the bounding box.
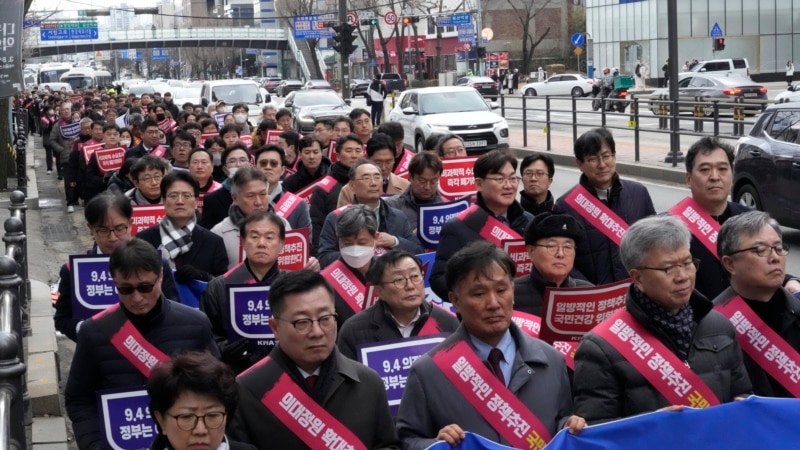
[275,0,324,79]
[419,0,466,78]
[505,0,553,75]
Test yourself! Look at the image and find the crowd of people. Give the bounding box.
[26,83,800,450]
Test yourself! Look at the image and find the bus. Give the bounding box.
[37,63,73,85]
[59,69,114,90]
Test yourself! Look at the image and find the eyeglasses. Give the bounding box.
[168,412,226,431]
[728,244,790,258]
[166,192,195,201]
[381,273,424,288]
[275,314,338,334]
[258,159,282,169]
[482,176,522,186]
[138,175,163,184]
[533,244,576,256]
[583,153,615,166]
[523,171,549,180]
[173,142,192,148]
[226,157,251,166]
[357,174,383,183]
[115,281,158,295]
[94,224,129,238]
[637,259,700,277]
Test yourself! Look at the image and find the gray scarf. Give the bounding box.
[159,215,196,260]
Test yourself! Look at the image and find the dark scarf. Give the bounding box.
[228,204,247,228]
[631,284,694,360]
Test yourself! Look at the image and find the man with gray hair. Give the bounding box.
[573,215,751,424]
[713,211,800,398]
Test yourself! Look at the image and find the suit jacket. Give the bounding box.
[228,346,400,450]
[397,324,573,450]
[136,223,229,278]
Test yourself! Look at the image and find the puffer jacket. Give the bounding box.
[573,288,752,424]
[555,173,655,285]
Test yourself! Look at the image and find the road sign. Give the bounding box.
[94,51,111,61]
[151,48,169,61]
[450,12,471,25]
[40,21,98,41]
[245,48,258,55]
[370,59,377,67]
[436,16,451,27]
[346,11,358,26]
[293,15,335,39]
[710,22,723,37]
[457,24,474,44]
[384,10,398,25]
[574,47,583,55]
[23,19,40,29]
[571,32,585,46]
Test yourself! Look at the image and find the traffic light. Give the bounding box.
[476,47,486,58]
[361,18,378,26]
[713,38,725,51]
[332,23,358,56]
[402,16,420,25]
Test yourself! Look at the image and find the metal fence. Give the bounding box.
[498,93,775,166]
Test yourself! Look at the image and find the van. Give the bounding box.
[689,58,750,78]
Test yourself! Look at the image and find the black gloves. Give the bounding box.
[175,265,212,283]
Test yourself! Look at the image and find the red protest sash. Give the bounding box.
[593,309,721,408]
[314,175,338,194]
[295,182,318,201]
[393,149,414,177]
[321,260,367,315]
[259,359,368,450]
[669,197,720,259]
[562,184,628,246]
[151,145,167,158]
[456,204,522,247]
[93,303,169,378]
[432,340,552,449]
[418,315,445,336]
[510,311,576,370]
[716,296,800,398]
[275,192,303,220]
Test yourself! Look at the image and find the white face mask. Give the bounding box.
[340,245,374,268]
[119,139,131,147]
[227,167,239,178]
[235,113,247,124]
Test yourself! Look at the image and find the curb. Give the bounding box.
[26,279,60,417]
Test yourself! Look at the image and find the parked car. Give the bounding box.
[774,82,800,103]
[519,74,594,97]
[350,78,371,98]
[276,79,303,97]
[262,77,282,93]
[454,76,500,101]
[127,84,156,96]
[688,58,750,78]
[279,90,352,133]
[387,86,509,154]
[733,103,800,229]
[649,73,767,116]
[303,79,332,90]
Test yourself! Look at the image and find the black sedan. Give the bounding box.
[280,90,352,133]
[733,103,800,229]
[263,77,282,93]
[454,76,500,101]
[303,79,332,90]
[649,73,767,116]
[276,79,303,97]
[350,78,371,98]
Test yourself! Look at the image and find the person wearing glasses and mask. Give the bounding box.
[228,270,399,449]
[556,128,655,285]
[713,211,800,398]
[147,351,256,450]
[337,250,458,361]
[514,213,592,317]
[199,144,252,229]
[573,215,751,424]
[53,192,180,342]
[65,239,218,450]
[126,155,171,205]
[430,149,533,301]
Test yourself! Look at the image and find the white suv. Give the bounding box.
[688,58,750,78]
[199,80,273,123]
[387,86,509,154]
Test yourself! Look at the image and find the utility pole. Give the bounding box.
[475,0,483,76]
[338,0,350,98]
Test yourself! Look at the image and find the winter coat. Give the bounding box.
[309,162,351,256]
[282,157,332,194]
[383,186,444,233]
[513,268,594,317]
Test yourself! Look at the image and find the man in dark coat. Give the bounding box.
[384,152,444,231]
[514,213,593,317]
[397,241,585,449]
[519,152,556,217]
[556,128,655,285]
[281,134,332,194]
[714,211,800,398]
[430,150,533,300]
[136,171,229,283]
[337,250,459,360]
[65,239,218,450]
[573,216,751,424]
[227,270,400,449]
[124,119,163,160]
[198,144,251,229]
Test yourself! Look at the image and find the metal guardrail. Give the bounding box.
[286,28,312,81]
[34,26,288,48]
[0,190,29,450]
[499,93,773,166]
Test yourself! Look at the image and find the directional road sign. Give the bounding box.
[245,48,259,55]
[457,24,475,44]
[40,21,99,41]
[710,22,723,37]
[571,33,585,46]
[293,15,335,39]
[151,48,169,61]
[450,13,472,25]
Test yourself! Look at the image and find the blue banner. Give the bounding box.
[60,121,81,139]
[226,283,275,349]
[97,387,156,450]
[214,113,226,128]
[174,275,207,309]
[416,252,454,314]
[545,396,800,449]
[358,335,446,415]
[70,255,119,320]
[418,197,472,247]
[425,432,516,450]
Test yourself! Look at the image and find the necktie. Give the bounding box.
[498,215,509,225]
[487,348,506,386]
[306,375,319,389]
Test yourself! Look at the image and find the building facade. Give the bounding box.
[586,0,800,80]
